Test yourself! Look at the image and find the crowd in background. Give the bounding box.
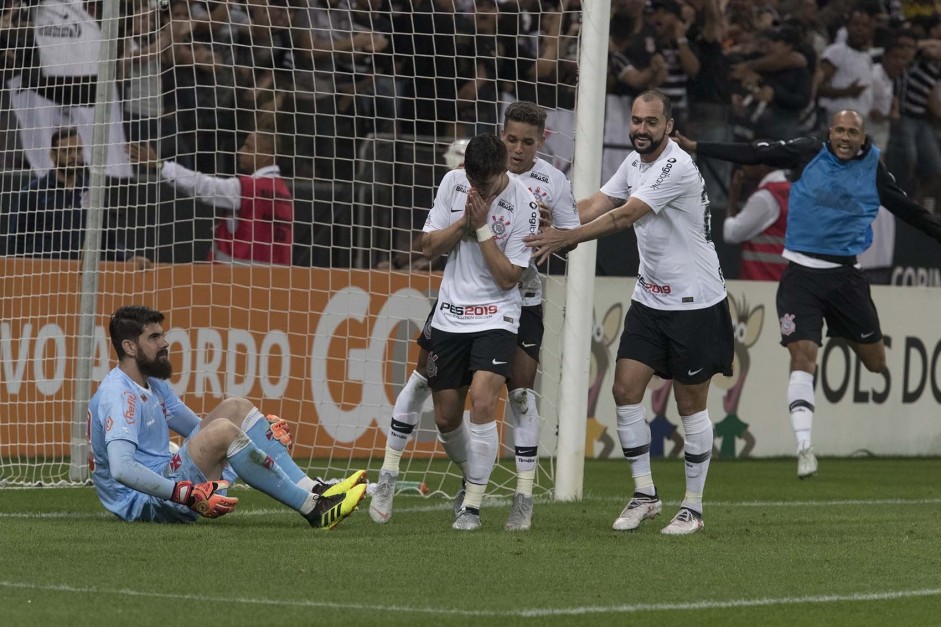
[4,0,941,268]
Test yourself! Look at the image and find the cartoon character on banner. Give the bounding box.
[647,377,684,458]
[711,293,761,458]
[585,303,622,458]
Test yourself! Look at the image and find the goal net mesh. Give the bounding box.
[0,0,582,494]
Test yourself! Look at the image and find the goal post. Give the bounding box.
[0,0,606,497]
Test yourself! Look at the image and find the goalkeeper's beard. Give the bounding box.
[137,350,173,380]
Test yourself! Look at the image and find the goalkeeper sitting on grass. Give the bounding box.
[88,305,366,527]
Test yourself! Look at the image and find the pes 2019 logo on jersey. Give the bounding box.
[439,302,498,318]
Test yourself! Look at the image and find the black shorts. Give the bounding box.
[416,305,435,352]
[516,305,544,362]
[616,299,734,385]
[776,263,882,346]
[426,328,517,390]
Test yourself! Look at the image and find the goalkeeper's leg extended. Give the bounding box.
[191,405,365,528]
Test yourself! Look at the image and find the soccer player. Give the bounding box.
[88,305,366,526]
[369,102,578,531]
[391,133,537,531]
[527,90,733,535]
[674,109,941,478]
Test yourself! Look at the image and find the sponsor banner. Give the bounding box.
[542,278,941,459]
[5,260,939,460]
[0,259,440,456]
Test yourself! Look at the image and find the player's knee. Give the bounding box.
[862,353,887,374]
[612,380,643,406]
[203,417,242,448]
[468,393,497,421]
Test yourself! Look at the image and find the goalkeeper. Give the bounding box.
[88,305,366,527]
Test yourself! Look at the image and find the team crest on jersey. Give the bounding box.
[529,186,550,202]
[426,352,439,378]
[490,215,510,239]
[105,416,113,432]
[780,313,796,336]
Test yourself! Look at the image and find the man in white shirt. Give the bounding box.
[130,120,293,264]
[527,89,733,535]
[420,133,539,531]
[369,102,578,531]
[817,7,876,127]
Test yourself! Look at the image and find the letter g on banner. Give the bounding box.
[311,287,433,443]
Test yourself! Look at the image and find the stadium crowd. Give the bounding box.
[3,0,941,271]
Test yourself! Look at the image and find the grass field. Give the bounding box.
[2,457,941,627]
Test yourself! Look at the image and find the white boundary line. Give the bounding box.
[1,497,940,520]
[1,581,940,617]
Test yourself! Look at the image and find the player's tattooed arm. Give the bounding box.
[577,193,623,225]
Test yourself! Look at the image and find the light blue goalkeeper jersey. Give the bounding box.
[88,368,191,519]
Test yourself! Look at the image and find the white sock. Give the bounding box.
[788,370,815,451]
[466,421,498,487]
[507,388,539,497]
[381,370,430,476]
[437,419,470,474]
[616,403,655,496]
[680,410,713,514]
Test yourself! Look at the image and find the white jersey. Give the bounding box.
[423,169,538,333]
[601,138,726,311]
[513,157,580,307]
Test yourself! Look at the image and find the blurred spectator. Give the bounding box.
[817,4,878,128]
[783,0,829,57]
[1,0,132,177]
[391,0,463,138]
[304,0,394,131]
[527,0,578,112]
[164,0,239,174]
[604,5,666,180]
[723,162,789,280]
[685,0,731,207]
[740,25,813,140]
[454,0,527,135]
[650,0,700,129]
[132,114,294,265]
[119,0,175,156]
[4,127,151,267]
[885,16,941,204]
[869,36,910,150]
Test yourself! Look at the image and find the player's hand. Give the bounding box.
[672,131,697,154]
[537,201,553,229]
[172,480,238,518]
[466,187,490,230]
[524,227,572,265]
[265,415,293,449]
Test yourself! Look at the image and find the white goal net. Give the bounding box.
[0,0,591,494]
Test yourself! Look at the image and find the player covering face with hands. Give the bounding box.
[369,102,579,531]
[88,305,367,527]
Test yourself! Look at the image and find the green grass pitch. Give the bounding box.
[2,458,941,627]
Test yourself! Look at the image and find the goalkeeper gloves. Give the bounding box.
[265,414,293,449]
[172,480,238,518]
